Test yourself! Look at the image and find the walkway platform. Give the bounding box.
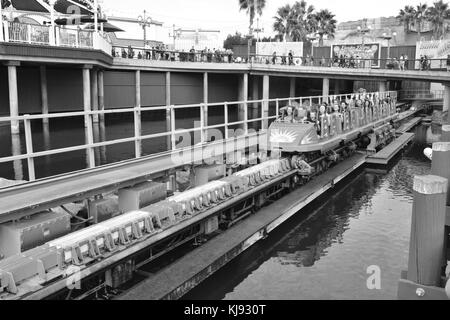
[397,117,422,134]
[118,152,367,300]
[366,133,415,165]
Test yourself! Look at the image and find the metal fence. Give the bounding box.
[7,22,50,45]
[399,90,445,100]
[0,91,397,182]
[111,44,450,72]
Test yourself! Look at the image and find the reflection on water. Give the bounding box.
[0,110,225,180]
[183,125,431,300]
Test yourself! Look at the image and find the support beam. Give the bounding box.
[91,69,99,123]
[165,72,171,150]
[40,66,49,125]
[0,3,4,42]
[334,79,340,95]
[252,76,259,122]
[289,78,296,98]
[98,70,104,123]
[443,83,450,114]
[7,63,20,135]
[262,75,269,130]
[82,66,95,168]
[238,73,248,132]
[48,0,56,45]
[322,78,329,98]
[134,70,142,158]
[203,72,208,130]
[378,81,387,93]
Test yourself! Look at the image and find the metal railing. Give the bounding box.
[7,22,50,45]
[0,91,397,182]
[1,21,111,54]
[111,44,450,72]
[398,89,445,100]
[57,27,93,48]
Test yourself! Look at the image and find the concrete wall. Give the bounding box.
[208,73,239,103]
[0,66,9,116]
[170,72,203,105]
[141,72,166,107]
[104,70,136,109]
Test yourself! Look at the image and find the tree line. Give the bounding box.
[397,1,450,39]
[229,0,450,49]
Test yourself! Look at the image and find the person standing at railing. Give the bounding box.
[288,51,294,66]
[145,42,151,60]
[399,55,405,71]
[272,51,277,65]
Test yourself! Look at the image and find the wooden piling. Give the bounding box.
[431,142,450,205]
[407,175,448,286]
[442,125,450,143]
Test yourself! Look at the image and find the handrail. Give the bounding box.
[0,90,397,182]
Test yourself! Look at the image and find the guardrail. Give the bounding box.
[399,90,445,100]
[0,91,396,182]
[111,44,450,72]
[1,21,112,54]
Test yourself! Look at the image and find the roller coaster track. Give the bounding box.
[0,131,266,223]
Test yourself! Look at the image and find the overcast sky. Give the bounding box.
[102,0,436,39]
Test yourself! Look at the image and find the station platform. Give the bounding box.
[397,117,422,134]
[118,152,367,300]
[366,133,415,165]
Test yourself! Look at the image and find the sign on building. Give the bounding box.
[256,42,303,59]
[415,40,450,69]
[331,43,381,68]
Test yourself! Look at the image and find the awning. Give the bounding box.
[9,0,47,12]
[84,22,124,32]
[9,0,93,15]
[55,15,107,25]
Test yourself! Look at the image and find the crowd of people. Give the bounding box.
[277,90,396,137]
[112,44,450,72]
[112,45,236,63]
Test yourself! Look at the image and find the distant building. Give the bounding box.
[323,16,449,47]
[173,29,221,51]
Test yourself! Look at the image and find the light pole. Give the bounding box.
[138,10,152,47]
[170,25,182,47]
[382,30,397,59]
[306,34,318,60]
[357,24,372,45]
[254,17,264,56]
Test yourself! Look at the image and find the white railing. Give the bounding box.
[1,21,114,52]
[57,27,93,48]
[0,91,397,182]
[7,22,50,45]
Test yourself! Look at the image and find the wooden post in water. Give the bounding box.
[407,175,448,286]
[442,125,450,142]
[431,142,450,205]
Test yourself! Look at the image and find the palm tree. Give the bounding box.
[397,5,415,32]
[273,4,292,42]
[426,0,450,39]
[414,3,428,39]
[1,0,11,9]
[312,9,337,46]
[238,0,266,34]
[290,0,315,42]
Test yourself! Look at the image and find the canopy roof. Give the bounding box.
[9,0,93,15]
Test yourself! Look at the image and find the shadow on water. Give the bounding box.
[0,109,225,180]
[183,125,431,300]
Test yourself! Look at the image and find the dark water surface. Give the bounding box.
[182,125,432,300]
